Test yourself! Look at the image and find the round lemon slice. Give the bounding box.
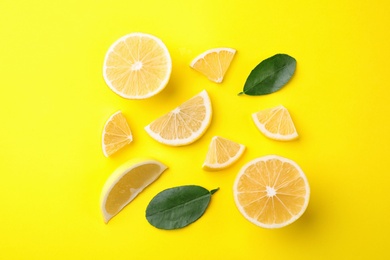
[233,155,310,228]
[103,32,172,99]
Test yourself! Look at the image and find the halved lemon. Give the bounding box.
[144,90,212,146]
[103,32,172,99]
[190,47,236,83]
[102,111,133,157]
[202,136,245,171]
[100,158,168,223]
[233,155,310,228]
[252,105,298,141]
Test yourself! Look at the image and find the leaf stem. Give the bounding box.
[210,187,220,195]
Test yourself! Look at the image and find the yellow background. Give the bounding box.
[1,0,389,259]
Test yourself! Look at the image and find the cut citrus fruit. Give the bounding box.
[100,158,168,223]
[190,47,236,83]
[252,105,298,141]
[202,136,245,171]
[144,90,212,146]
[233,155,310,228]
[102,111,133,157]
[103,32,172,99]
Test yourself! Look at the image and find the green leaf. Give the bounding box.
[145,185,219,230]
[239,54,296,96]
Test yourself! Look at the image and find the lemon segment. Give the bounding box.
[202,136,245,171]
[100,158,168,223]
[102,111,133,157]
[190,47,236,83]
[252,105,298,141]
[144,90,212,146]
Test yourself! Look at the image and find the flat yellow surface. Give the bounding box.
[1,0,389,259]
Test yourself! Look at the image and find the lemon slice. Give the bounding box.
[202,136,245,171]
[144,90,212,146]
[252,105,298,141]
[190,47,236,83]
[100,158,168,223]
[102,111,133,157]
[233,155,310,228]
[103,32,172,99]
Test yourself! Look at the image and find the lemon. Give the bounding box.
[202,136,245,171]
[252,105,298,141]
[233,155,310,228]
[100,158,168,223]
[144,90,212,146]
[102,111,133,157]
[103,32,172,99]
[190,47,236,83]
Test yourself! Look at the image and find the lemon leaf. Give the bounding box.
[238,54,296,96]
[145,185,219,230]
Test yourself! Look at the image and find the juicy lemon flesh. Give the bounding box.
[191,49,235,83]
[235,158,308,227]
[103,112,132,157]
[253,106,298,140]
[145,90,211,146]
[105,163,162,216]
[203,136,244,170]
[104,34,171,98]
[256,107,295,136]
